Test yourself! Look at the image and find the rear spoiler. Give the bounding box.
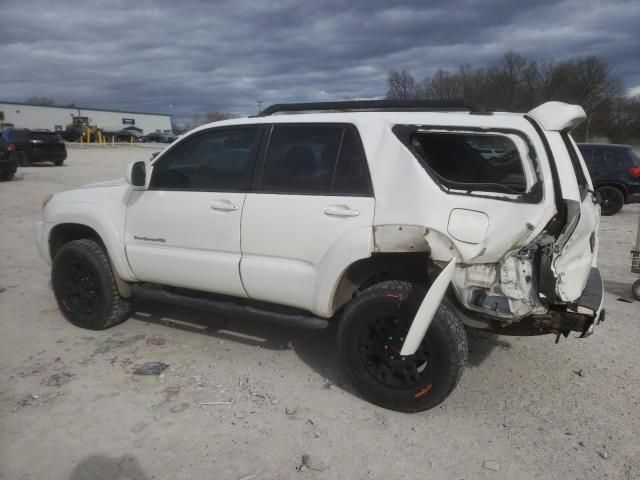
[527,101,586,131]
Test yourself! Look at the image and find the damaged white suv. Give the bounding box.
[35,100,604,412]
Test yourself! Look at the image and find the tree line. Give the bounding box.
[386,52,640,144]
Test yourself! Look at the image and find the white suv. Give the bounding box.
[35,100,604,412]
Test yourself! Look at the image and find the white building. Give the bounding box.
[0,101,172,134]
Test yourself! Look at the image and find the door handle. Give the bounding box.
[324,206,360,218]
[211,200,239,212]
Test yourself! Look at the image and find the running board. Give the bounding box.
[131,285,329,330]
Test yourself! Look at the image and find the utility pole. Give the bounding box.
[256,100,263,114]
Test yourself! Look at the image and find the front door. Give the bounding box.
[124,126,260,297]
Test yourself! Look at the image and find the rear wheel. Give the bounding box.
[54,159,64,166]
[338,280,467,412]
[52,239,132,330]
[597,186,624,216]
[0,171,14,181]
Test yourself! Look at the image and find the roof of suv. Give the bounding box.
[190,100,585,136]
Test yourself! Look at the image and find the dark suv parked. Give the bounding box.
[578,143,640,215]
[1,128,67,166]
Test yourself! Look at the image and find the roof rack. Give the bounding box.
[255,99,489,117]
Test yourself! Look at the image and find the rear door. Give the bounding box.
[240,124,375,313]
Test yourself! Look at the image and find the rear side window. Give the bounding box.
[604,148,633,167]
[406,131,527,194]
[261,124,371,195]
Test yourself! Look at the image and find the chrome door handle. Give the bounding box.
[324,206,360,218]
[211,201,239,212]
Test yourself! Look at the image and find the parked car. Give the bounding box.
[141,131,177,143]
[35,100,603,412]
[577,143,640,215]
[0,137,18,181]
[1,128,66,166]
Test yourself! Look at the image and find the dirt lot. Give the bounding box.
[1,144,639,480]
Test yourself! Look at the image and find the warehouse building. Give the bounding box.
[0,101,172,134]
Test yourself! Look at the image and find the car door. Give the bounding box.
[124,126,260,297]
[240,124,375,314]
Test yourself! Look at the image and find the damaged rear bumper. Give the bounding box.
[457,267,605,338]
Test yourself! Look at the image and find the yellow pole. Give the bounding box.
[111,136,115,148]
[130,136,133,147]
[87,128,91,144]
[79,135,84,148]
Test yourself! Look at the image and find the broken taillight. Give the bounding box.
[630,167,640,178]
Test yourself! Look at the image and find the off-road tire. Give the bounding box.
[52,239,132,330]
[0,171,14,181]
[338,280,467,412]
[597,186,624,216]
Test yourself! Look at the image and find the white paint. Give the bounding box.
[400,258,457,356]
[447,209,489,244]
[527,101,586,132]
[124,190,248,297]
[239,194,375,315]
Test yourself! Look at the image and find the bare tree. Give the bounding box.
[386,70,417,100]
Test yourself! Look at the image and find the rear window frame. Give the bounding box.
[392,124,544,204]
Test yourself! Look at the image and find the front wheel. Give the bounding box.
[597,186,624,216]
[338,280,468,412]
[52,239,132,330]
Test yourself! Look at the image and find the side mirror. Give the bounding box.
[126,161,147,188]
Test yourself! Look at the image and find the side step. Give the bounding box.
[131,285,329,330]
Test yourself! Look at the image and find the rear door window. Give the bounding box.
[260,124,372,195]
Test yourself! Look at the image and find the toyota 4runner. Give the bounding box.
[35,100,604,412]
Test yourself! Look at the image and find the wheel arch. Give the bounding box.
[328,252,433,316]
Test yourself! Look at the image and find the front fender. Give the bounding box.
[44,201,137,282]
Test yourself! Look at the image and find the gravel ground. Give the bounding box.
[1,144,639,480]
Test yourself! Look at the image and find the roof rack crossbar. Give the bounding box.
[256,99,488,117]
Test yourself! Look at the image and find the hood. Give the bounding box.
[82,178,127,189]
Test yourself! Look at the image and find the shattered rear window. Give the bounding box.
[409,132,527,194]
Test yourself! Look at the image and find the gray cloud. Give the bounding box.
[0,0,638,122]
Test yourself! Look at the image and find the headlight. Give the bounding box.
[42,194,53,210]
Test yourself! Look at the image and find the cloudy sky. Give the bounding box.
[1,0,639,122]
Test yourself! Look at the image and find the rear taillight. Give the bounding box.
[6,144,16,153]
[630,167,640,178]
